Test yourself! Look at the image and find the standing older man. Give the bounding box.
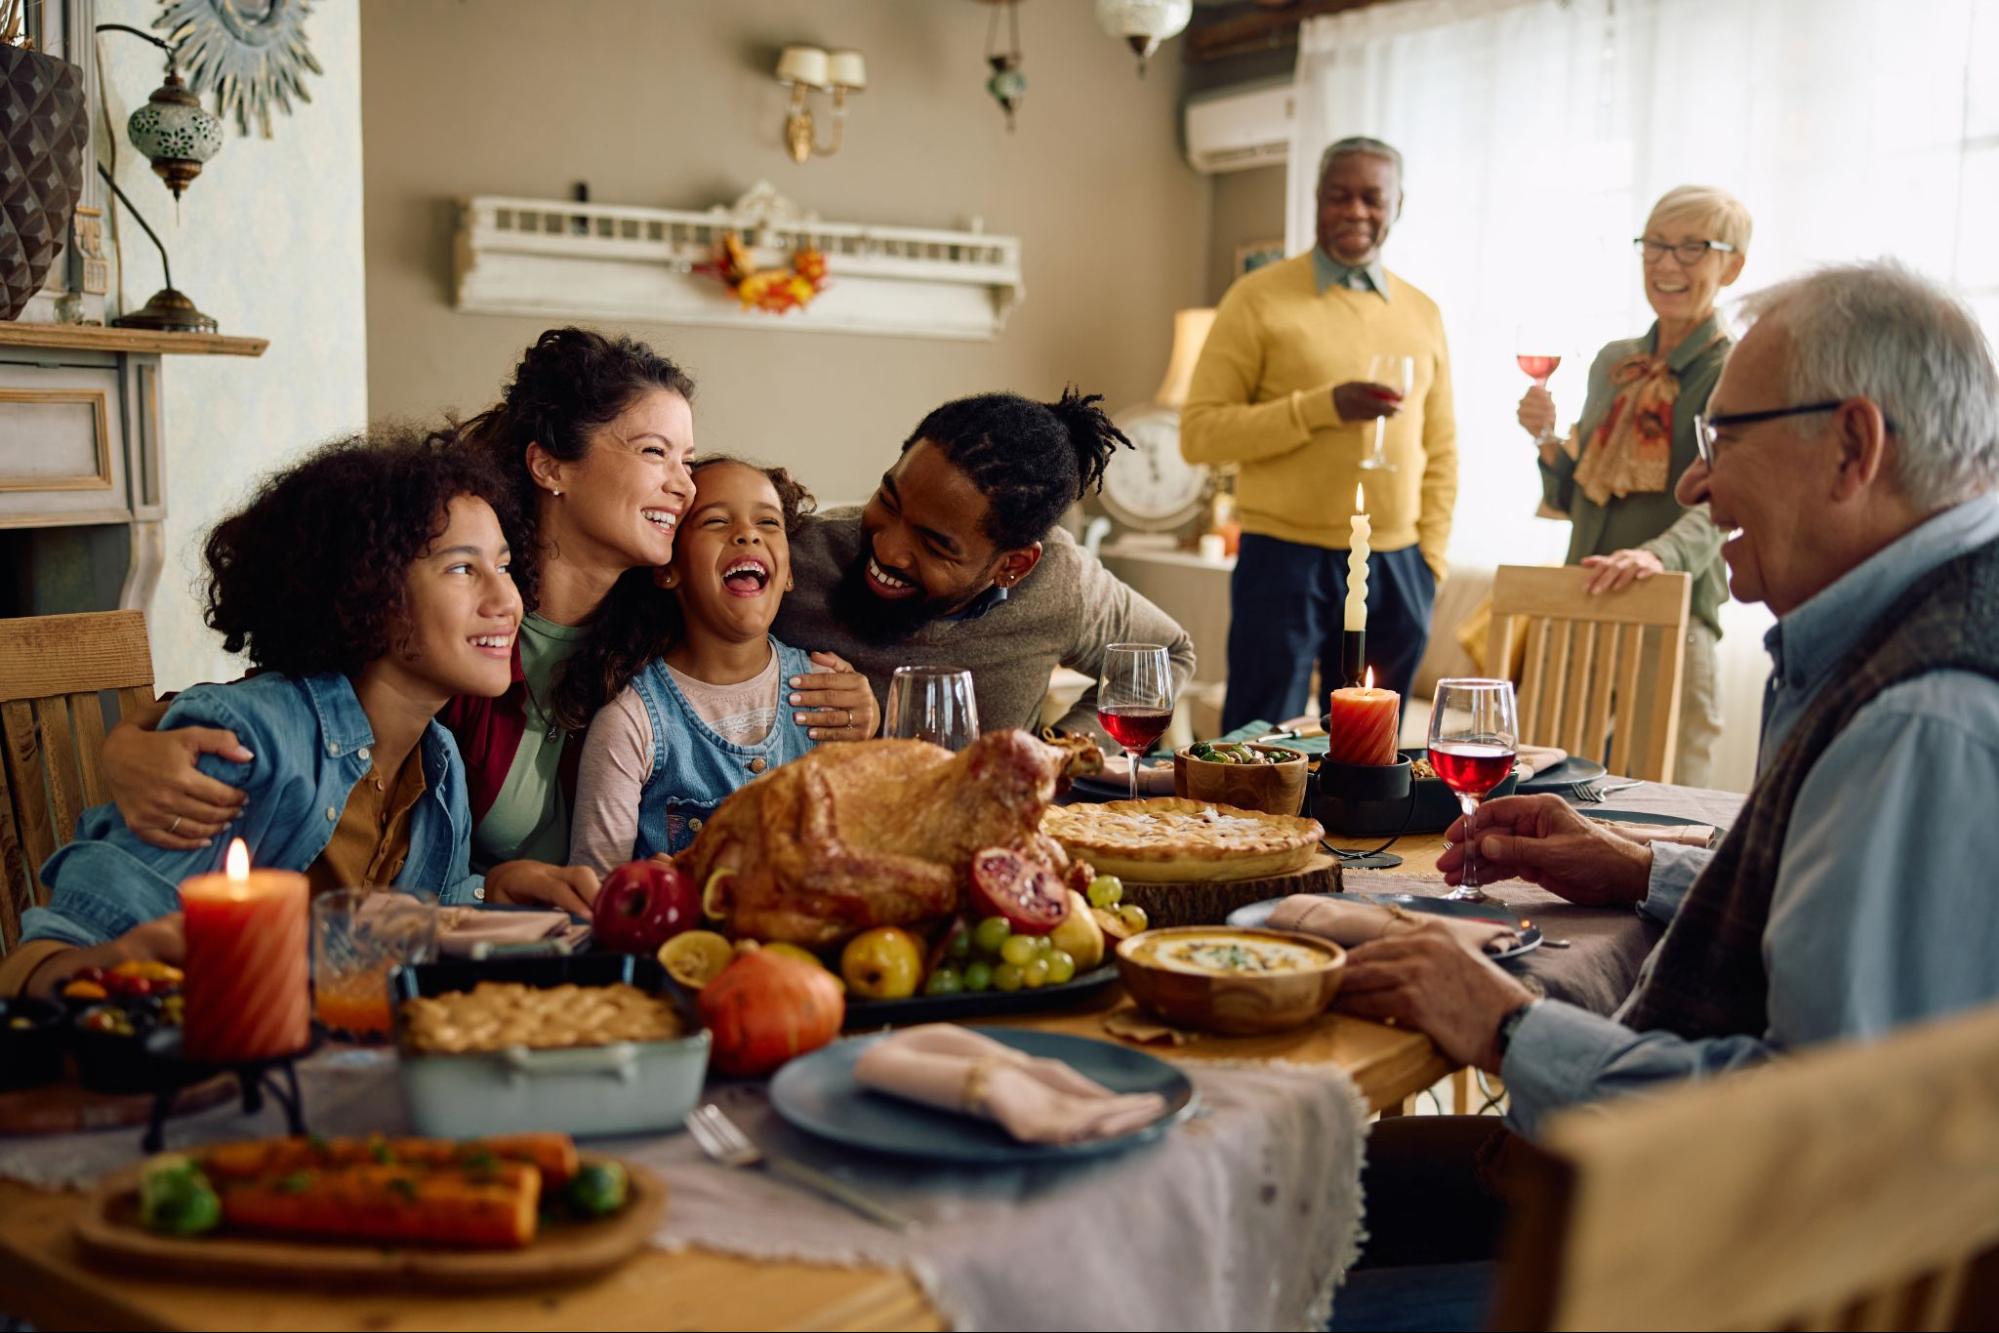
[1342,260,1999,1272]
[1182,136,1457,730]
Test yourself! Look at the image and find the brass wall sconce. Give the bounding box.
[776,45,865,163]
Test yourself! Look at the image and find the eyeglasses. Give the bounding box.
[1633,237,1737,266]
[1693,401,1851,467]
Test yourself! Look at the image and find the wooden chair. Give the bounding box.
[0,612,155,954]
[1487,565,1692,784]
[1489,1001,1999,1330]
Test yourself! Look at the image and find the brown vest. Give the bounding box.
[1622,534,1999,1041]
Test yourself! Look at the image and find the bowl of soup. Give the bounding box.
[1115,926,1345,1035]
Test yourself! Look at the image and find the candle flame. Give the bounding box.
[225,838,250,882]
[1354,483,1365,511]
[1366,666,1376,691]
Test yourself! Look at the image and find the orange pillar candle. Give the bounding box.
[180,838,310,1064]
[1327,668,1401,766]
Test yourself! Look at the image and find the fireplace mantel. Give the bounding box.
[0,325,267,621]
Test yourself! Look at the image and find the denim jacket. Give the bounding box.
[25,673,485,949]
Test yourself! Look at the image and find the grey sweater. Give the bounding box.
[775,509,1197,740]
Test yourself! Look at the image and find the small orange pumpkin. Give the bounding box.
[697,950,845,1077]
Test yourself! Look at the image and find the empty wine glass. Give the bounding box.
[1361,354,1414,471]
[1428,679,1520,903]
[1097,644,1176,801]
[884,666,979,750]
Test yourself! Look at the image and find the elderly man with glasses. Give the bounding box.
[1340,260,1999,1276]
[1517,185,1751,785]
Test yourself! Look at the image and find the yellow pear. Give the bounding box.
[1049,890,1106,970]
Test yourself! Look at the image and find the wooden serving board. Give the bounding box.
[72,1158,667,1290]
[0,1075,235,1137]
[1119,852,1342,928]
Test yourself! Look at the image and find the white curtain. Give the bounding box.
[1290,0,1999,789]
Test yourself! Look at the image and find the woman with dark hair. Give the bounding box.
[779,387,1197,740]
[2,431,526,999]
[100,330,878,904]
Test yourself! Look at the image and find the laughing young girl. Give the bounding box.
[569,457,837,873]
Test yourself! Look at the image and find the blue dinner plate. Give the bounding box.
[1515,755,1608,794]
[1225,894,1543,963]
[769,1027,1199,1165]
[1068,756,1174,803]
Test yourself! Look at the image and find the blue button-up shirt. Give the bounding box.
[24,672,485,949]
[1504,495,1999,1134]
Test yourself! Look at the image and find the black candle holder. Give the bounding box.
[1315,755,1414,869]
[1339,628,1367,689]
[140,1031,317,1154]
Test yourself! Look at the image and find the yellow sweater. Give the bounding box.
[1181,252,1457,577]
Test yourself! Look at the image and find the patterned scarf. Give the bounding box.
[1570,337,1721,506]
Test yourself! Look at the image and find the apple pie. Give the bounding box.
[1041,798,1325,883]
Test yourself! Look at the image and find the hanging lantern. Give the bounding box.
[980,0,1027,131]
[125,65,223,201]
[1094,0,1192,77]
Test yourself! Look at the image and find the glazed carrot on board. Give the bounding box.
[215,1162,540,1250]
[199,1133,580,1188]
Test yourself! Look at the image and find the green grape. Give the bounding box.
[1023,958,1050,989]
[962,960,994,992]
[1034,935,1056,956]
[924,967,964,996]
[1046,949,1076,984]
[945,929,973,963]
[1116,903,1150,934]
[999,934,1039,967]
[992,961,1026,992]
[973,916,1012,956]
[1086,875,1124,908]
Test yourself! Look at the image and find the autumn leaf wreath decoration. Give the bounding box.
[698,232,828,314]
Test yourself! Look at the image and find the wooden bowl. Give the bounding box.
[1173,744,1310,816]
[1114,927,1346,1035]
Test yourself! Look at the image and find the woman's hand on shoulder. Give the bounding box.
[103,703,252,851]
[791,652,880,741]
[482,860,600,918]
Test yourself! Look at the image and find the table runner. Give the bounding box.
[0,1042,1371,1332]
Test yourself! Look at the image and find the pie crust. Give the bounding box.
[1041,798,1325,883]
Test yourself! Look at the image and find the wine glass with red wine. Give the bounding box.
[1097,643,1176,801]
[1515,323,1562,446]
[1428,678,1520,903]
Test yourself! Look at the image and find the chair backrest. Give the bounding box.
[0,611,155,953]
[1488,565,1691,783]
[1489,1001,1999,1331]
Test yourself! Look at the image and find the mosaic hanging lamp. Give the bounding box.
[1094,0,1192,78]
[980,0,1026,131]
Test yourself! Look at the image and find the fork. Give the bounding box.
[1570,777,1644,804]
[685,1102,916,1232]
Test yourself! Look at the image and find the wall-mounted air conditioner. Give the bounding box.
[1184,79,1292,175]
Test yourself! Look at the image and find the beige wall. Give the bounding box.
[361,0,1210,505]
[1207,164,1288,305]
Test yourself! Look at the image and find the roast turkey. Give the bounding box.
[681,729,1099,947]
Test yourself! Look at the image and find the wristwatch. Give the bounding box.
[1494,998,1542,1061]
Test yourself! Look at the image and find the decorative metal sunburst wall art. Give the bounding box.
[155,0,321,138]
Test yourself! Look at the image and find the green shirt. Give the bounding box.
[1311,247,1390,301]
[470,613,586,868]
[1539,314,1731,635]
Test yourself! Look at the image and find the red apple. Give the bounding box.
[592,859,699,955]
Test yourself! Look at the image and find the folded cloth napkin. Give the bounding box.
[851,1024,1169,1145]
[1099,753,1178,795]
[432,905,591,959]
[1586,818,1716,848]
[1515,745,1569,780]
[1266,894,1520,958]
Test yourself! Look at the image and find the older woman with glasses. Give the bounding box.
[1518,184,1750,786]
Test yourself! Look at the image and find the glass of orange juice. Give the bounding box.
[311,889,438,1040]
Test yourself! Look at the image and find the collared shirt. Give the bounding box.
[1311,247,1389,300]
[944,582,1011,622]
[305,748,428,898]
[24,672,485,952]
[1503,495,1999,1135]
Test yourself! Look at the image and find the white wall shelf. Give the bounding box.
[453,182,1025,341]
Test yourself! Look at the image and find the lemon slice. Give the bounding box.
[658,930,736,990]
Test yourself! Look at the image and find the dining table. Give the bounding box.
[0,778,1742,1333]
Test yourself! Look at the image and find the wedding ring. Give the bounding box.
[844,708,853,728]
[169,815,183,834]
